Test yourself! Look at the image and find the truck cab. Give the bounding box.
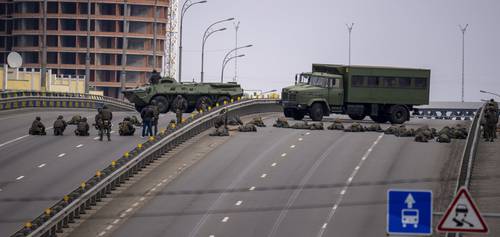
[282,72,343,121]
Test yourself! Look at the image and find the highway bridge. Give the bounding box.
[0,95,497,237]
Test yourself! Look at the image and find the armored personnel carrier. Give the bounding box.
[122,77,244,113]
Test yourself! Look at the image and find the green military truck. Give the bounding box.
[281,64,431,124]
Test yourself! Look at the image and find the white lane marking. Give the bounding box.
[0,135,29,148]
[38,163,46,168]
[16,176,24,180]
[98,231,106,237]
[132,202,139,207]
[260,173,267,178]
[267,136,347,237]
[271,163,277,167]
[347,177,353,183]
[221,217,229,222]
[112,219,120,224]
[94,136,100,140]
[249,186,256,191]
[235,201,243,206]
[209,235,215,237]
[306,132,310,135]
[281,153,287,157]
[298,137,303,141]
[119,213,126,218]
[58,153,66,158]
[76,144,83,148]
[125,208,133,213]
[105,225,113,230]
[290,145,296,149]
[139,197,146,201]
[110,131,115,134]
[322,223,328,229]
[151,187,157,192]
[316,134,384,237]
[0,188,2,192]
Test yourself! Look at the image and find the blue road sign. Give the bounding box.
[387,189,433,235]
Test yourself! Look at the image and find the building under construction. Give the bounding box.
[0,0,169,97]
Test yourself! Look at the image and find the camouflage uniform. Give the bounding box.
[238,124,257,132]
[365,124,383,132]
[173,95,187,124]
[291,121,311,129]
[344,123,363,132]
[29,117,46,135]
[130,115,142,126]
[273,117,290,128]
[436,133,451,143]
[53,115,67,136]
[210,127,229,136]
[327,119,344,130]
[214,109,228,129]
[309,122,324,130]
[384,125,398,135]
[95,106,113,141]
[74,117,90,136]
[119,117,136,136]
[248,117,266,127]
[150,100,160,135]
[68,115,81,125]
[227,116,244,126]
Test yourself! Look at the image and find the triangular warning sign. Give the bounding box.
[437,187,488,233]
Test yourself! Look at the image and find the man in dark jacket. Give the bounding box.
[150,100,160,135]
[95,106,113,141]
[29,116,46,135]
[53,115,67,136]
[149,70,161,85]
[141,106,154,137]
[75,117,90,136]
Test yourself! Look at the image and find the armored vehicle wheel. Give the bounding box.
[292,110,305,120]
[348,114,366,121]
[284,108,294,118]
[309,103,324,121]
[153,96,170,113]
[217,96,230,106]
[196,96,213,111]
[369,115,389,123]
[388,105,409,124]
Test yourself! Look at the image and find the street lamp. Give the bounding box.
[346,23,354,66]
[179,0,207,82]
[220,44,252,83]
[221,54,244,83]
[459,24,468,103]
[480,90,500,98]
[200,17,234,83]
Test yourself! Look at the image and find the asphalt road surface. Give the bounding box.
[106,116,466,237]
[0,109,177,236]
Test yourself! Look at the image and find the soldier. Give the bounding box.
[74,117,90,136]
[199,97,209,112]
[365,124,383,132]
[414,126,434,142]
[149,70,161,85]
[309,122,324,130]
[140,105,154,137]
[130,115,142,126]
[168,119,177,129]
[68,115,81,125]
[95,106,113,141]
[344,123,363,132]
[53,115,67,136]
[238,123,257,132]
[436,133,451,143]
[119,117,136,136]
[29,116,46,135]
[291,121,311,129]
[248,117,266,127]
[227,115,244,126]
[214,108,228,129]
[150,100,160,135]
[173,95,187,124]
[273,117,290,128]
[327,118,344,130]
[483,106,498,142]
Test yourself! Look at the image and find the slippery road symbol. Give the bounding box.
[452,204,474,228]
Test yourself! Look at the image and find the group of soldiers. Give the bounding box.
[482,99,499,142]
[209,109,266,136]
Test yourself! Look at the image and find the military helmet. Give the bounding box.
[58,115,63,119]
[82,117,87,122]
[124,116,131,121]
[98,107,103,113]
[36,116,41,121]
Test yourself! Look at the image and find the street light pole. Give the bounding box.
[459,24,468,103]
[233,21,240,82]
[179,0,207,83]
[480,90,500,98]
[221,54,244,83]
[41,0,47,89]
[85,0,91,93]
[153,0,158,71]
[200,17,234,83]
[346,23,354,66]
[220,44,252,83]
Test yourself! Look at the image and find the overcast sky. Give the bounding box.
[179,0,500,102]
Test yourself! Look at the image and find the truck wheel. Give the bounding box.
[309,103,324,121]
[284,108,294,118]
[292,110,305,120]
[348,114,366,121]
[369,115,389,123]
[153,96,170,113]
[389,105,409,124]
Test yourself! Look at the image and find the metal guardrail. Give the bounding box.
[454,104,485,193]
[11,99,281,237]
[412,108,478,120]
[0,91,135,111]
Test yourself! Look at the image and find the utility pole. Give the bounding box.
[85,0,91,93]
[179,0,207,82]
[459,24,468,103]
[233,21,240,82]
[120,0,128,99]
[41,0,47,89]
[346,23,354,66]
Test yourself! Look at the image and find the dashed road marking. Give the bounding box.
[151,187,157,192]
[110,131,115,134]
[98,231,106,237]
[139,197,146,201]
[298,137,303,141]
[221,217,229,222]
[112,219,120,224]
[249,186,256,191]
[281,153,287,157]
[290,145,296,148]
[271,162,277,167]
[94,136,100,140]
[38,163,46,168]
[132,202,139,207]
[209,235,215,237]
[235,201,243,206]
[16,176,24,180]
[316,134,384,237]
[76,144,83,148]
[0,135,29,149]
[125,208,133,213]
[306,132,310,135]
[120,213,126,218]
[322,223,328,229]
[58,153,66,158]
[260,173,267,178]
[105,225,113,230]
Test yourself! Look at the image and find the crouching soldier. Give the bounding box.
[75,117,90,136]
[119,117,136,136]
[53,115,67,136]
[68,115,82,125]
[29,116,46,135]
[273,117,290,128]
[238,123,257,132]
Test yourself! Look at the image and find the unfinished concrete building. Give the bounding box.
[0,0,169,97]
